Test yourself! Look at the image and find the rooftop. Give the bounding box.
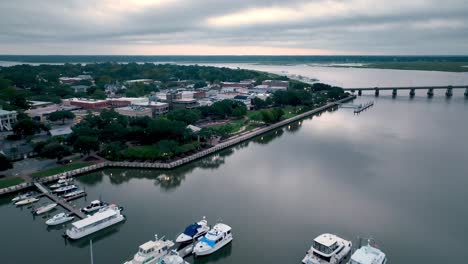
[314,233,338,247]
[139,240,166,251]
[0,109,17,115]
[72,208,118,229]
[49,126,73,137]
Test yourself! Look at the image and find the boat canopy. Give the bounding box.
[72,209,117,229]
[183,223,201,237]
[200,237,216,248]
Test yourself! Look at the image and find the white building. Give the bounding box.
[115,106,153,118]
[0,109,18,131]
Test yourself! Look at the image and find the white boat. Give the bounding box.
[302,233,352,264]
[124,235,178,264]
[193,223,233,257]
[57,177,73,184]
[53,184,77,193]
[176,217,210,243]
[15,197,39,206]
[63,189,85,199]
[81,200,108,214]
[11,192,36,202]
[66,204,125,240]
[161,250,190,264]
[50,180,73,189]
[349,240,387,264]
[34,203,58,215]
[46,212,75,226]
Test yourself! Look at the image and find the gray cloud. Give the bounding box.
[1,0,467,54]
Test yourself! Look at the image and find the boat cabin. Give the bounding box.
[70,208,119,232]
[138,240,169,256]
[350,245,387,264]
[312,234,344,261]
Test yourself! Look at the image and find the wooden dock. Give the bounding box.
[354,101,374,114]
[33,182,86,219]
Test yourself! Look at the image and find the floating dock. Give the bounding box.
[33,182,86,219]
[354,101,374,114]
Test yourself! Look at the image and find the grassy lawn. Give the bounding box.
[0,177,25,189]
[31,162,93,178]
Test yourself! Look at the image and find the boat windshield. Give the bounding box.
[313,241,338,255]
[183,223,201,237]
[200,237,216,248]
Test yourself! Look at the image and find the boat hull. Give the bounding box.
[46,216,74,226]
[193,236,233,257]
[15,198,39,206]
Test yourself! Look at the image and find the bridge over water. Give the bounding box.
[343,85,468,97]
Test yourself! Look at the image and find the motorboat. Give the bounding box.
[161,250,190,264]
[57,177,73,184]
[81,200,108,214]
[302,233,352,264]
[52,184,77,193]
[15,197,39,206]
[34,203,58,215]
[65,204,125,240]
[63,189,86,199]
[176,217,210,243]
[11,192,36,202]
[50,180,73,189]
[193,223,233,257]
[45,212,75,226]
[124,234,176,264]
[349,240,387,264]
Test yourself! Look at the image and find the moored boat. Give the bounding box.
[45,212,75,226]
[349,239,387,264]
[176,217,209,243]
[193,223,233,257]
[34,203,58,215]
[50,180,73,189]
[65,204,125,240]
[124,234,176,264]
[81,200,108,214]
[11,192,36,202]
[161,250,190,264]
[63,189,86,199]
[53,184,77,193]
[15,197,39,206]
[302,233,352,264]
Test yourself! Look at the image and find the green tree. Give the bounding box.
[167,109,201,125]
[0,154,13,171]
[73,136,99,156]
[13,119,48,138]
[90,89,106,100]
[251,97,267,110]
[48,110,76,124]
[39,143,71,161]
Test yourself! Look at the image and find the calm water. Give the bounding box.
[1,67,468,264]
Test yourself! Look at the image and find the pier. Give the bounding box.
[354,101,374,114]
[33,182,86,219]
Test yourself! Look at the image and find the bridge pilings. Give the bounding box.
[409,88,416,97]
[358,90,362,96]
[392,89,397,97]
[374,89,379,97]
[427,88,434,97]
[446,87,453,97]
[465,88,468,98]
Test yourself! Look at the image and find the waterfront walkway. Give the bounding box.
[0,96,355,196]
[33,182,86,219]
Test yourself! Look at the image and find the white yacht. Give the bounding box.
[124,235,175,264]
[81,200,108,214]
[50,180,73,189]
[15,197,39,206]
[349,240,387,264]
[34,203,58,215]
[193,223,233,257]
[53,184,77,193]
[176,217,210,243]
[302,233,352,264]
[11,192,36,202]
[63,189,85,199]
[46,212,75,226]
[57,177,73,184]
[65,204,125,240]
[161,250,190,264]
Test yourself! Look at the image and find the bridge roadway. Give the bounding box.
[343,85,468,91]
[33,181,86,219]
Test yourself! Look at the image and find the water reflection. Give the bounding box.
[65,222,125,248]
[253,129,284,145]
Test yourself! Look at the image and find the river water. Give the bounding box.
[1,66,468,264]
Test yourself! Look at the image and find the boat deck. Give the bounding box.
[33,182,86,219]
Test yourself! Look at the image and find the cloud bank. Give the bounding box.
[1,0,467,55]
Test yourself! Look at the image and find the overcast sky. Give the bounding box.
[1,0,467,55]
